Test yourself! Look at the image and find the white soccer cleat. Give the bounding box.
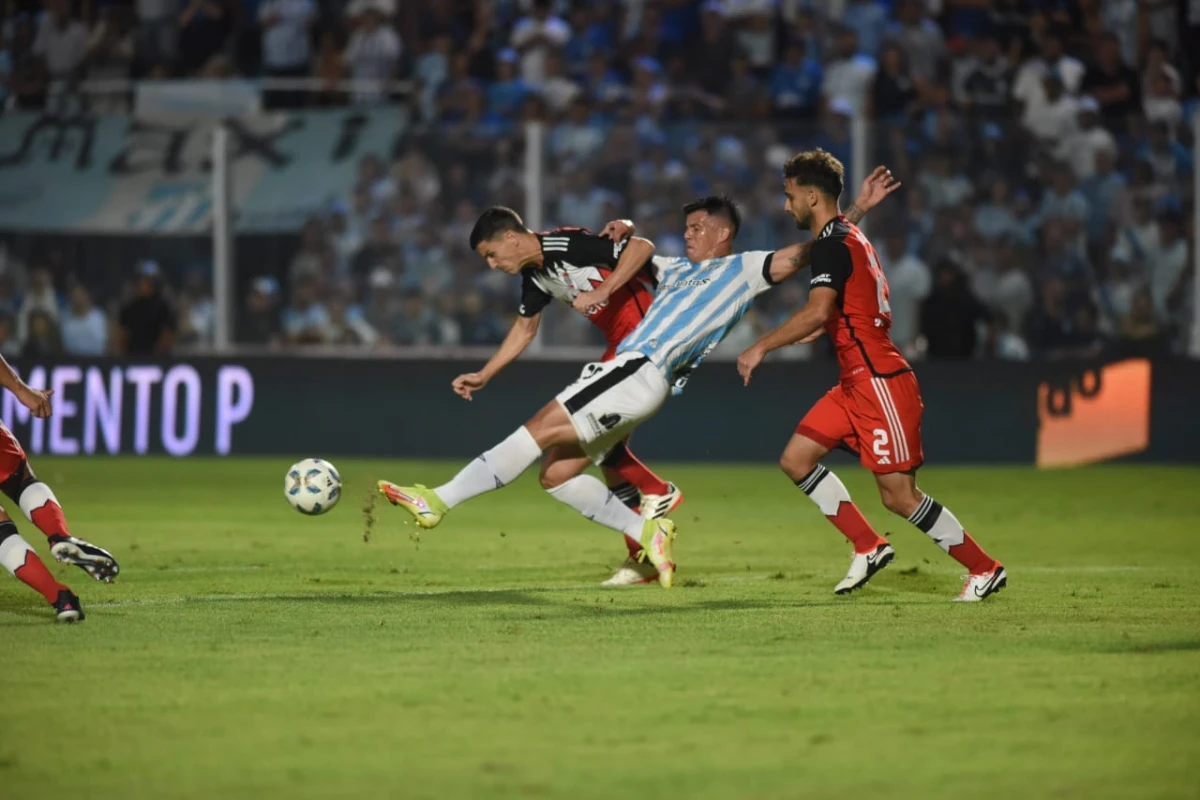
[600,557,660,587]
[834,542,894,595]
[953,565,1008,602]
[640,482,684,520]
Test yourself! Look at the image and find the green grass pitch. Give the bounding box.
[1,458,1198,799]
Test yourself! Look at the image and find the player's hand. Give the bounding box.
[737,345,766,387]
[17,385,53,418]
[855,166,901,211]
[451,372,487,401]
[599,219,635,241]
[572,289,609,315]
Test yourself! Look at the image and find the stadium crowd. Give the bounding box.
[0,0,1195,361]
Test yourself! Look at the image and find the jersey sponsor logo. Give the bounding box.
[661,278,712,289]
[811,274,832,285]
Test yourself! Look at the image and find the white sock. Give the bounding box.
[18,481,57,522]
[795,463,850,515]
[547,475,646,541]
[434,427,542,509]
[0,528,36,575]
[907,495,965,552]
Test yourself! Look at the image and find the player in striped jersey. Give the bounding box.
[736,149,1006,602]
[375,168,897,588]
[451,207,682,586]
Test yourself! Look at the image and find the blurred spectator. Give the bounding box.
[260,0,316,109]
[884,0,945,85]
[510,0,570,85]
[1148,210,1188,321]
[34,0,89,94]
[870,42,917,123]
[18,268,62,344]
[238,276,282,346]
[5,16,47,109]
[177,270,214,347]
[0,315,19,358]
[345,1,402,104]
[880,228,930,358]
[87,7,136,110]
[823,26,875,114]
[118,261,176,355]
[61,285,108,356]
[312,31,348,106]
[389,288,439,345]
[1056,97,1116,181]
[769,40,822,120]
[1012,29,1084,109]
[959,32,1011,125]
[22,310,62,359]
[281,277,330,344]
[177,0,232,77]
[920,259,992,359]
[1080,32,1140,132]
[326,291,378,346]
[136,0,179,71]
[454,291,505,345]
[1118,288,1169,358]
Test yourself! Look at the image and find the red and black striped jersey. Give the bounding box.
[519,227,657,347]
[809,216,912,385]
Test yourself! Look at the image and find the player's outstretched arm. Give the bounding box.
[571,232,656,314]
[767,166,900,284]
[452,314,540,401]
[0,354,53,417]
[737,288,839,385]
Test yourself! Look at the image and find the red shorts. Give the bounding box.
[0,420,27,476]
[796,371,924,473]
[601,343,618,362]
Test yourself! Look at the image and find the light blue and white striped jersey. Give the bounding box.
[617,251,776,393]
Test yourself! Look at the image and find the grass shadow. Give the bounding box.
[1098,639,1200,655]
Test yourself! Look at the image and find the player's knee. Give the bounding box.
[779,451,815,482]
[879,485,921,518]
[0,459,32,502]
[538,470,563,491]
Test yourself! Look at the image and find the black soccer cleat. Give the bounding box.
[53,589,85,623]
[49,535,120,583]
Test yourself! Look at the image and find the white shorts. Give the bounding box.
[554,353,670,464]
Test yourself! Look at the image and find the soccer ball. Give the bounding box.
[285,458,342,515]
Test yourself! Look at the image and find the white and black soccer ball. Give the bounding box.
[285,458,342,515]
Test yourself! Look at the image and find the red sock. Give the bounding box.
[828,501,888,554]
[602,440,670,496]
[15,549,67,603]
[907,497,999,575]
[797,465,887,554]
[948,533,998,575]
[19,482,70,542]
[30,501,69,540]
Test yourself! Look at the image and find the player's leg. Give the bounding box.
[0,508,83,622]
[0,457,119,582]
[600,437,682,519]
[378,399,569,528]
[785,389,893,594]
[540,444,667,586]
[863,372,1005,601]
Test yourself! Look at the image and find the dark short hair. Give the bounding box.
[782,148,845,200]
[682,195,741,238]
[469,206,527,250]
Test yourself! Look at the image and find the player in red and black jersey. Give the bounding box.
[738,152,1006,602]
[455,206,681,586]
